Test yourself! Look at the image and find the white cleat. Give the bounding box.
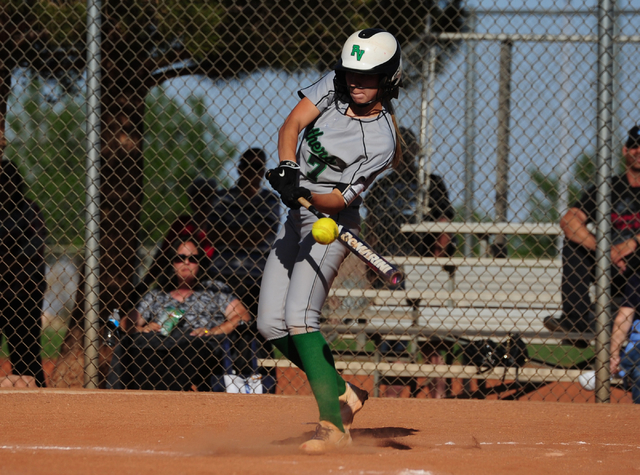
[299,421,352,454]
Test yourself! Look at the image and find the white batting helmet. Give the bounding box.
[334,29,403,99]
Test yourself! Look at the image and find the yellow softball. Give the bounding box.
[311,217,339,245]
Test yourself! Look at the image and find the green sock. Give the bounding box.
[270,335,347,396]
[291,332,345,432]
[270,335,306,371]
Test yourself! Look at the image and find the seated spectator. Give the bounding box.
[107,235,250,391]
[610,272,640,404]
[0,159,47,387]
[545,125,640,336]
[135,177,217,304]
[363,127,454,398]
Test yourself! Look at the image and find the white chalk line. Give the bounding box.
[0,389,295,398]
[0,444,190,458]
[3,439,639,453]
[2,440,638,458]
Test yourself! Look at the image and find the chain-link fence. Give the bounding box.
[1,1,639,403]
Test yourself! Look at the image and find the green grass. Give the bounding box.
[528,343,594,367]
[0,326,67,360]
[322,338,595,369]
[329,339,376,353]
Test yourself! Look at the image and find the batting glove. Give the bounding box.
[280,186,312,210]
[267,160,300,193]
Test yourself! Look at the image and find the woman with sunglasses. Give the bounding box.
[134,240,248,337]
[107,235,249,391]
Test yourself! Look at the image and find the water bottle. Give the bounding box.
[159,307,184,336]
[105,309,121,347]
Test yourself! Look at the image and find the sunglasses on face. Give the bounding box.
[173,254,199,265]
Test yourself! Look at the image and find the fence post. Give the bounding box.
[594,0,616,404]
[463,12,478,257]
[493,39,512,258]
[83,0,103,389]
[418,39,437,222]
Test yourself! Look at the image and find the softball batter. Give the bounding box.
[257,28,403,454]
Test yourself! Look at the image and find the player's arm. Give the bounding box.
[308,176,372,215]
[268,98,321,196]
[610,306,634,374]
[308,189,346,215]
[278,97,321,163]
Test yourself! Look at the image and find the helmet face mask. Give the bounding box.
[334,28,403,100]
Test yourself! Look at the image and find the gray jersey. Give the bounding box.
[296,72,396,207]
[258,73,398,342]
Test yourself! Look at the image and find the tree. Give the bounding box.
[142,86,235,245]
[6,72,87,246]
[5,75,234,246]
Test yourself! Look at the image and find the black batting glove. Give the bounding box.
[280,186,312,210]
[267,160,300,193]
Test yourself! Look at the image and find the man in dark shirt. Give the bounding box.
[545,125,640,335]
[209,148,280,317]
[208,148,280,386]
[0,160,46,387]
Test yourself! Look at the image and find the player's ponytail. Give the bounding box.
[385,99,403,169]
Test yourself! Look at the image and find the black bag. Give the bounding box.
[504,332,529,367]
[461,333,529,373]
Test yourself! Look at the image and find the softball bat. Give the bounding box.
[298,197,403,285]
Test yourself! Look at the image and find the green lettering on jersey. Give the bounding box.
[304,127,337,182]
[304,127,337,183]
[351,45,365,61]
[305,128,335,164]
[307,154,327,183]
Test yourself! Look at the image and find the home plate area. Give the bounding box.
[0,389,638,475]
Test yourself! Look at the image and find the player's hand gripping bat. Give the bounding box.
[297,197,403,286]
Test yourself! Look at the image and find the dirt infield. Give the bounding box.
[1,389,638,475]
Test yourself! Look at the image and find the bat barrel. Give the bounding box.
[337,228,404,286]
